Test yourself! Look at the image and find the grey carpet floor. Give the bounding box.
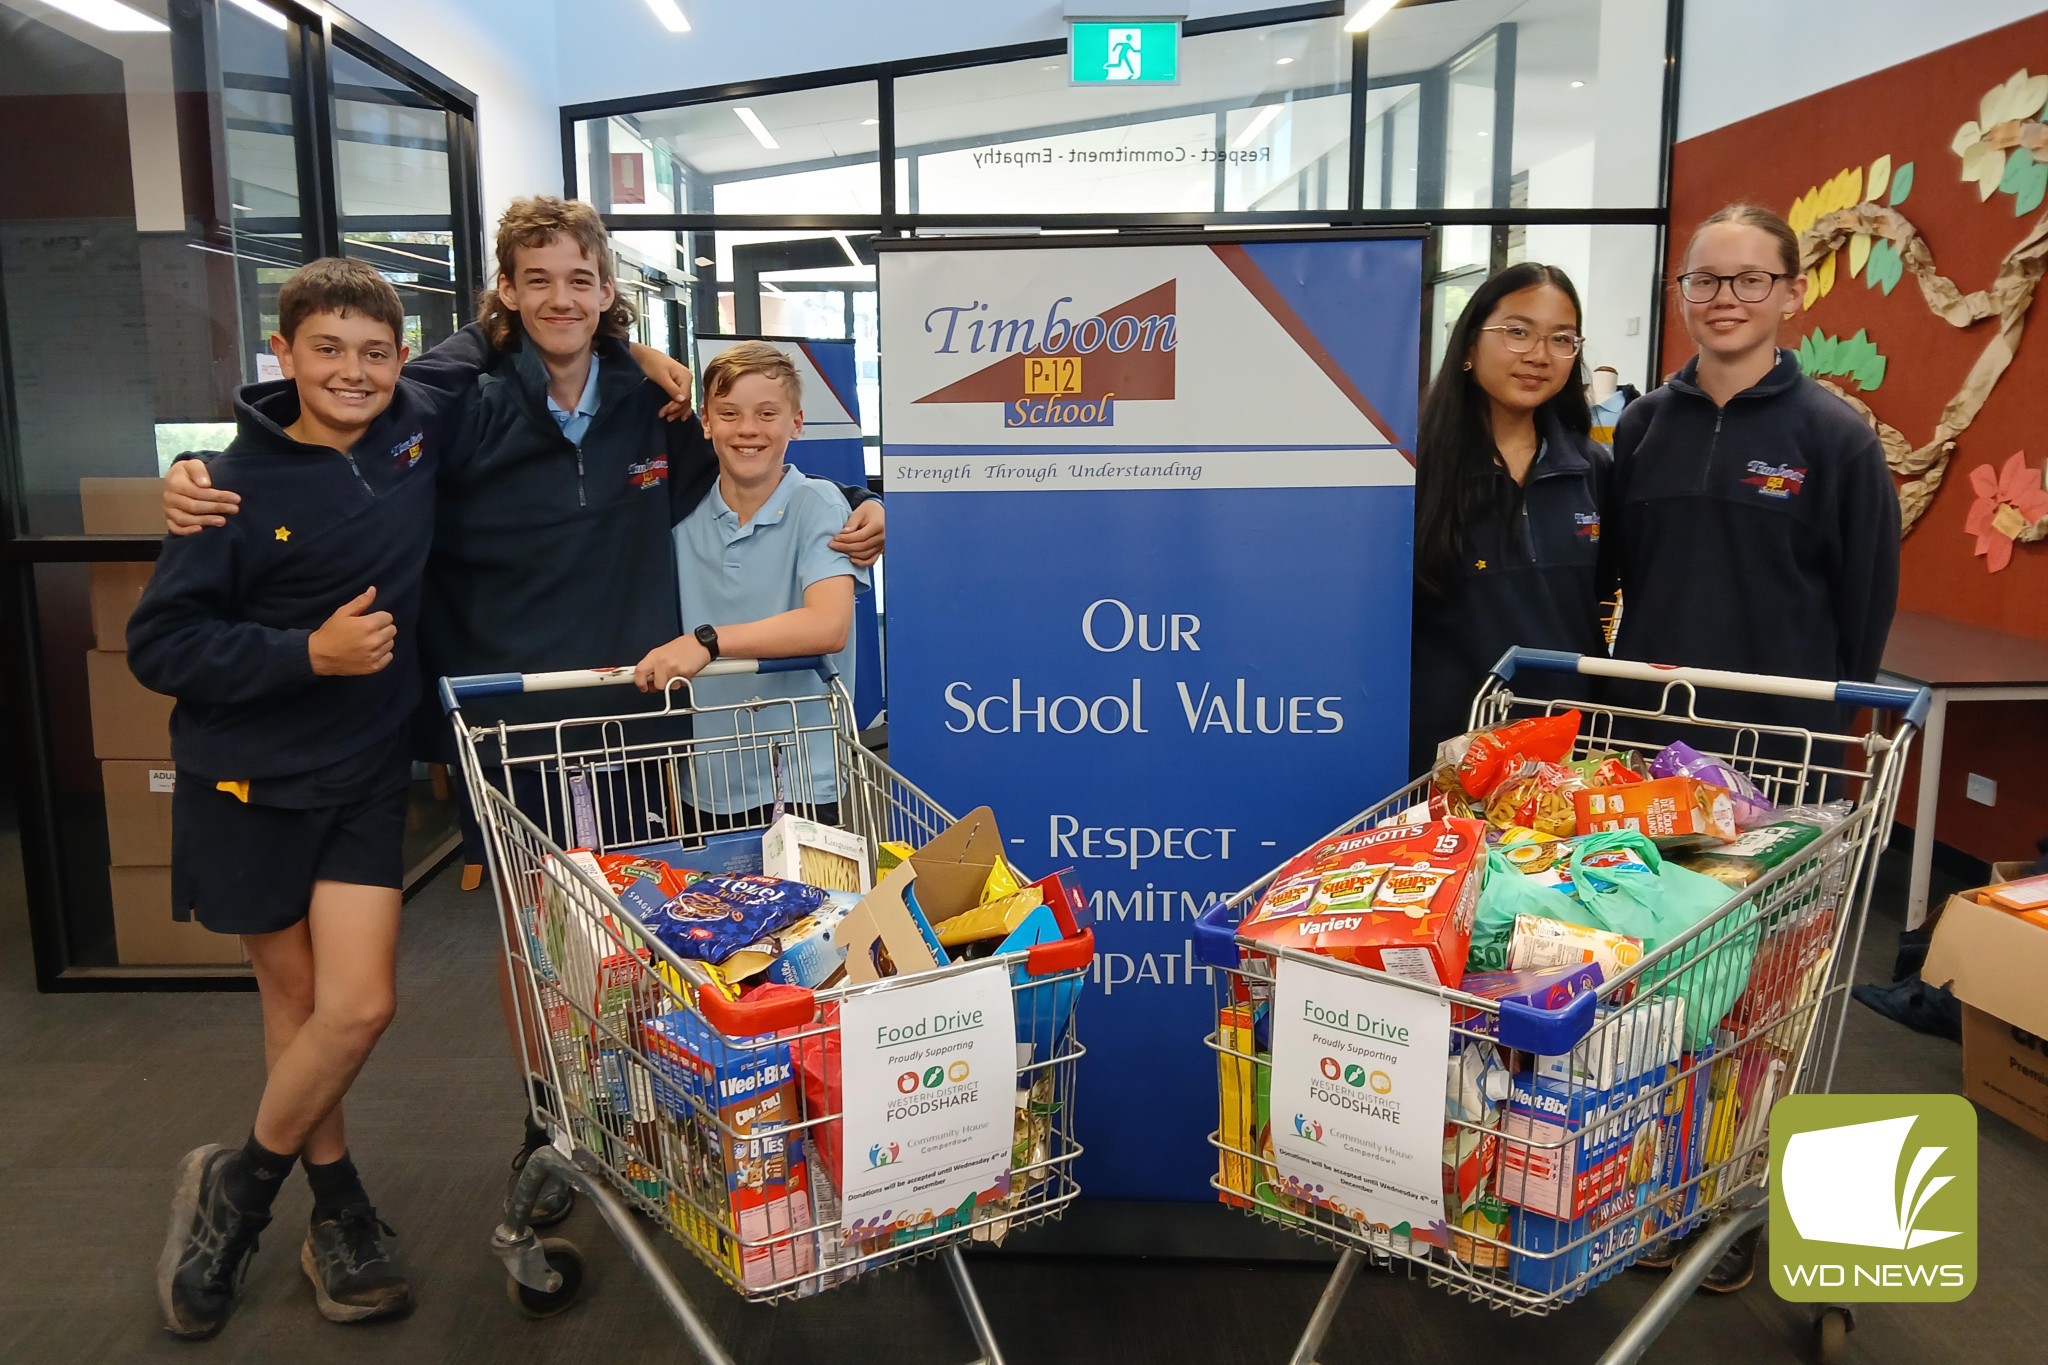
[1,825,2040,1364]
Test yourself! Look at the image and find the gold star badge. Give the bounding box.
[1474,558,1487,570]
[274,526,291,542]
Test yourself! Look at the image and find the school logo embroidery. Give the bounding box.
[1742,460,1808,498]
[389,430,424,469]
[1573,511,1602,540]
[626,456,667,490]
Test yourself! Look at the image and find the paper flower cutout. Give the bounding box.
[1964,451,2048,572]
[1953,71,2048,209]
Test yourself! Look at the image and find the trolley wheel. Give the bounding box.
[1813,1306,1853,1364]
[506,1238,585,1318]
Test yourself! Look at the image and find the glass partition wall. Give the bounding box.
[2,0,482,987]
[566,0,1679,471]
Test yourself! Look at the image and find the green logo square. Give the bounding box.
[1768,1093,1976,1302]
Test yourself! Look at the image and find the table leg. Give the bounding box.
[1906,689,1947,931]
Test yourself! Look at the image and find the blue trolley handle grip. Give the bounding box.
[1194,896,1244,970]
[1485,648,1931,729]
[440,656,835,715]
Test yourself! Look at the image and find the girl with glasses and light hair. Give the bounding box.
[1605,204,1901,1292]
[1408,261,1611,776]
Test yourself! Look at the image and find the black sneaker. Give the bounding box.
[1700,1226,1761,1294]
[508,1142,575,1229]
[158,1144,271,1340]
[300,1206,412,1322]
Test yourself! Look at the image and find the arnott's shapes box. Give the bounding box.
[1923,889,2048,1145]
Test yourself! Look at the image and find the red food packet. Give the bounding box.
[1455,711,1582,798]
[597,852,693,899]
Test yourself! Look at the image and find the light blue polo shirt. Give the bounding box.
[674,464,869,814]
[546,354,601,444]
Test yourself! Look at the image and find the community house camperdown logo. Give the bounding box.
[915,280,1177,429]
[1769,1094,1976,1302]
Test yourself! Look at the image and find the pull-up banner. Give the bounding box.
[878,233,1421,1200]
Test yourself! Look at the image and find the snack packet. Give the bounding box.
[642,875,828,964]
[1569,751,1646,788]
[1450,711,1582,800]
[1647,741,1775,829]
[1483,761,1583,838]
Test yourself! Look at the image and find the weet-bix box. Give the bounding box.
[642,1010,812,1289]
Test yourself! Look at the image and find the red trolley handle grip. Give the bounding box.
[1026,926,1094,977]
[697,984,817,1037]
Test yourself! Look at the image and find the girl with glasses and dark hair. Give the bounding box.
[1609,205,1900,1294]
[1409,261,1610,775]
[1604,204,1900,745]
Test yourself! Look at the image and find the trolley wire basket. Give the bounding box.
[1194,649,1931,1365]
[444,659,1093,1365]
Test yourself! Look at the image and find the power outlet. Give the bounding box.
[1966,773,1998,807]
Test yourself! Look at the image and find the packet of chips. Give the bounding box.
[1450,711,1582,799]
[981,852,1025,904]
[1568,752,1646,788]
[642,875,828,965]
[1648,741,1775,829]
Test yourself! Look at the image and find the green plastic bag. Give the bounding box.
[1468,847,1592,972]
[1561,832,1754,1050]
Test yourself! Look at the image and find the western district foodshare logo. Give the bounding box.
[1769,1094,1976,1302]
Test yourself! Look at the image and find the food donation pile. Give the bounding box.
[525,807,1084,1289]
[1217,710,1853,1297]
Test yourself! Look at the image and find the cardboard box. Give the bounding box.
[1924,890,2048,1144]
[109,866,245,965]
[839,806,1007,985]
[79,476,167,535]
[1575,776,1735,844]
[86,649,174,760]
[89,561,155,652]
[103,760,176,866]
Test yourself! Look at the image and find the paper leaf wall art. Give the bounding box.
[1965,451,2048,572]
[1796,327,1888,391]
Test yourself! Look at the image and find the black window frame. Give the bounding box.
[0,0,485,990]
[562,0,1684,416]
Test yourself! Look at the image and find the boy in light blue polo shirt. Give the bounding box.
[632,341,868,825]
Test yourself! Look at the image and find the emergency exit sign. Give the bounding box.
[1070,20,1180,84]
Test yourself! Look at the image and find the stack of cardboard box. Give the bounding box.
[81,478,245,966]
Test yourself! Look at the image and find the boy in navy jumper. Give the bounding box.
[131,259,477,1338]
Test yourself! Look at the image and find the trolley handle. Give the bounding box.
[438,657,836,714]
[1488,647,1931,728]
[1194,896,1243,970]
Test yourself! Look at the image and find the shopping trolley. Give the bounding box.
[442,658,1093,1365]
[1195,649,1931,1365]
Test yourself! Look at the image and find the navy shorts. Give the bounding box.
[171,780,408,937]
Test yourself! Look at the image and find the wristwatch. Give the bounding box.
[694,623,721,660]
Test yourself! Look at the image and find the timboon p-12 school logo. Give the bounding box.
[1743,459,1808,498]
[914,280,1177,429]
[1769,1094,1976,1302]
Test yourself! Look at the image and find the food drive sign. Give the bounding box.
[839,967,1016,1241]
[880,236,1422,1200]
[1271,957,1451,1238]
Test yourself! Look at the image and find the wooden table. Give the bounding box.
[1879,610,2048,928]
